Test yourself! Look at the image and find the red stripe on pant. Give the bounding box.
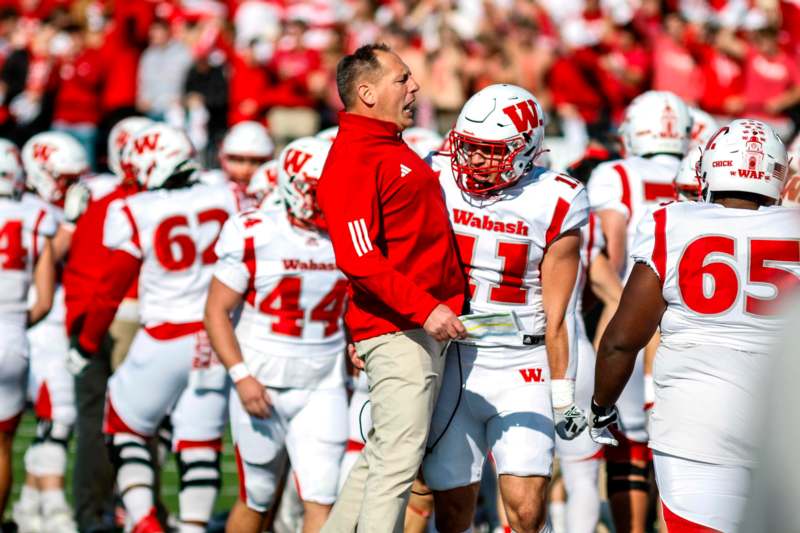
[661,501,721,532]
[234,445,247,503]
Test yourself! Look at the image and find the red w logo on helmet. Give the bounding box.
[283,149,312,175]
[502,100,541,133]
[133,133,160,155]
[32,143,54,162]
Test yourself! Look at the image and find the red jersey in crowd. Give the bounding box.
[53,47,104,125]
[317,112,466,341]
[743,45,800,119]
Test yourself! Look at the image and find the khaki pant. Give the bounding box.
[322,329,447,533]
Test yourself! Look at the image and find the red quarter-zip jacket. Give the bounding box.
[318,112,466,342]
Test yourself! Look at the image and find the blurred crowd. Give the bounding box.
[0,0,798,171]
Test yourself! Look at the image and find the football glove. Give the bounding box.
[554,404,588,440]
[63,182,90,223]
[66,341,92,377]
[589,399,620,446]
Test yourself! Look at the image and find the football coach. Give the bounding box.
[317,43,467,532]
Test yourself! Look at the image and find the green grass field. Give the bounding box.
[8,412,240,522]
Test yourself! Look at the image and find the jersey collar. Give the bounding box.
[338,111,402,142]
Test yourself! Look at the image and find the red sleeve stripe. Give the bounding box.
[546,197,571,246]
[652,207,667,284]
[243,235,256,306]
[120,204,141,250]
[32,209,46,261]
[586,212,596,263]
[612,163,633,220]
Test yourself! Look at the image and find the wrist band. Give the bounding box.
[591,399,614,416]
[550,379,575,409]
[228,362,251,384]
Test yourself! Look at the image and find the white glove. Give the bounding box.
[63,182,90,223]
[552,379,588,440]
[588,399,620,446]
[66,347,90,377]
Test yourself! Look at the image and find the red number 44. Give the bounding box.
[259,278,348,337]
[678,236,800,316]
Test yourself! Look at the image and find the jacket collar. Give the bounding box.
[338,111,402,142]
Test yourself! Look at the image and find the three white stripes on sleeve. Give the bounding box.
[348,218,373,257]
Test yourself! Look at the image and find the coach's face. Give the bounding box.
[371,51,419,131]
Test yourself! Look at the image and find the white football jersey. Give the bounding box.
[104,183,238,327]
[0,193,57,321]
[632,201,800,464]
[432,154,590,346]
[588,155,681,275]
[213,208,347,389]
[570,212,605,316]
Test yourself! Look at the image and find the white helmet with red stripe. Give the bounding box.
[403,127,444,158]
[620,91,692,157]
[688,106,718,151]
[674,146,703,201]
[125,123,199,190]
[278,136,331,228]
[450,84,545,195]
[22,131,88,204]
[108,116,152,178]
[247,159,280,208]
[0,139,23,197]
[699,119,788,202]
[220,121,274,159]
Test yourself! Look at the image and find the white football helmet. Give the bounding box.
[403,127,444,158]
[619,91,692,157]
[108,116,152,178]
[315,126,338,142]
[125,123,198,190]
[675,146,702,201]
[699,119,788,202]
[220,121,274,159]
[688,107,718,152]
[788,131,799,175]
[0,139,23,197]
[277,136,331,229]
[22,131,88,204]
[450,84,545,195]
[247,159,279,208]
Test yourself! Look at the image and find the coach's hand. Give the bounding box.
[588,399,620,446]
[236,376,272,419]
[424,304,467,341]
[348,343,364,371]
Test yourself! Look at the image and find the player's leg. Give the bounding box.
[27,347,78,533]
[105,330,192,532]
[497,475,550,533]
[653,451,749,533]
[423,345,486,533]
[610,353,650,533]
[170,350,229,533]
[0,325,29,517]
[404,476,434,533]
[338,373,370,492]
[560,455,601,533]
[228,386,289,533]
[285,386,347,532]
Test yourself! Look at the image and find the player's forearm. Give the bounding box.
[52,224,74,263]
[593,337,640,408]
[28,240,55,327]
[545,319,570,380]
[204,306,246,370]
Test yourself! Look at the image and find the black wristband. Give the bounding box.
[591,398,615,417]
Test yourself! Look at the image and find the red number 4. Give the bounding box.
[0,221,26,270]
[260,278,348,337]
[678,236,800,316]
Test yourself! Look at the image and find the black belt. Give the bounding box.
[522,334,545,346]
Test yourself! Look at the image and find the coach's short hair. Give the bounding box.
[336,43,391,109]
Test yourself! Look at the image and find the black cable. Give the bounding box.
[358,397,371,444]
[425,343,463,455]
